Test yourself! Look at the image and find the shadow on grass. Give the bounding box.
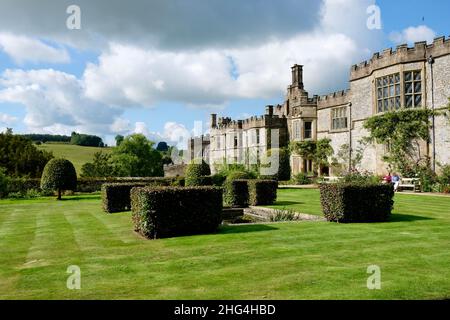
[219,224,278,235]
[390,213,434,222]
[272,201,303,206]
[59,195,102,201]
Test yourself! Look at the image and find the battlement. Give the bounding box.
[317,89,350,109]
[350,36,450,81]
[214,113,286,131]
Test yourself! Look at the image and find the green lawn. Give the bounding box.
[0,190,449,300]
[37,143,112,175]
[266,188,323,215]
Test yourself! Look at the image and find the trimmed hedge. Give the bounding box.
[224,179,249,207]
[248,180,278,206]
[211,173,226,186]
[102,183,148,213]
[6,177,185,194]
[131,186,223,239]
[185,159,211,186]
[319,183,394,223]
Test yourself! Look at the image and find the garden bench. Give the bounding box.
[321,176,342,184]
[398,178,421,192]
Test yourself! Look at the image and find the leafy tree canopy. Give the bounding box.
[80,152,114,178]
[112,134,163,177]
[0,130,53,177]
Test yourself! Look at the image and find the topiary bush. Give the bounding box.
[248,180,278,206]
[131,186,223,239]
[224,179,249,208]
[185,159,211,186]
[223,171,253,207]
[40,158,77,200]
[319,183,394,223]
[102,183,148,213]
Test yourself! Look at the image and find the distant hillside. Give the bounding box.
[37,143,112,176]
[21,132,105,147]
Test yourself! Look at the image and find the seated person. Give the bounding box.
[392,173,401,191]
[382,172,392,184]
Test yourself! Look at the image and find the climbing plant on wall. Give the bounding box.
[363,109,434,175]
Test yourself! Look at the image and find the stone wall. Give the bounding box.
[164,164,186,177]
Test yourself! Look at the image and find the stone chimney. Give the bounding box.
[265,105,274,116]
[291,64,304,89]
[210,114,217,128]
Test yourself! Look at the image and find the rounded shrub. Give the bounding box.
[185,159,211,186]
[40,158,77,200]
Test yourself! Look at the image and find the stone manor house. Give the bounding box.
[189,37,450,176]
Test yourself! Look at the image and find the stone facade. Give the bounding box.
[208,110,288,173]
[193,36,450,176]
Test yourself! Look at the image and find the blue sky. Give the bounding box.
[0,0,449,147]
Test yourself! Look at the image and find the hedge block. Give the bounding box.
[131,186,223,239]
[102,183,148,213]
[248,180,278,206]
[319,183,394,223]
[224,179,249,207]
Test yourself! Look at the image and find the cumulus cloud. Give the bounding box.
[389,25,437,45]
[81,0,380,109]
[0,112,17,125]
[0,0,322,50]
[110,117,131,134]
[0,0,383,138]
[0,69,121,134]
[0,32,70,64]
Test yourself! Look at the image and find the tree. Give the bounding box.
[289,138,333,175]
[185,159,211,186]
[80,152,114,177]
[112,134,163,177]
[70,132,104,147]
[115,135,124,147]
[40,159,77,200]
[0,132,53,177]
[261,148,291,181]
[156,141,169,152]
[0,167,9,198]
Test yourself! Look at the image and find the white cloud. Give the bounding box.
[0,32,70,65]
[0,112,17,125]
[389,25,436,45]
[133,122,150,136]
[0,0,322,50]
[0,69,121,134]
[110,117,131,134]
[80,0,380,109]
[0,0,383,138]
